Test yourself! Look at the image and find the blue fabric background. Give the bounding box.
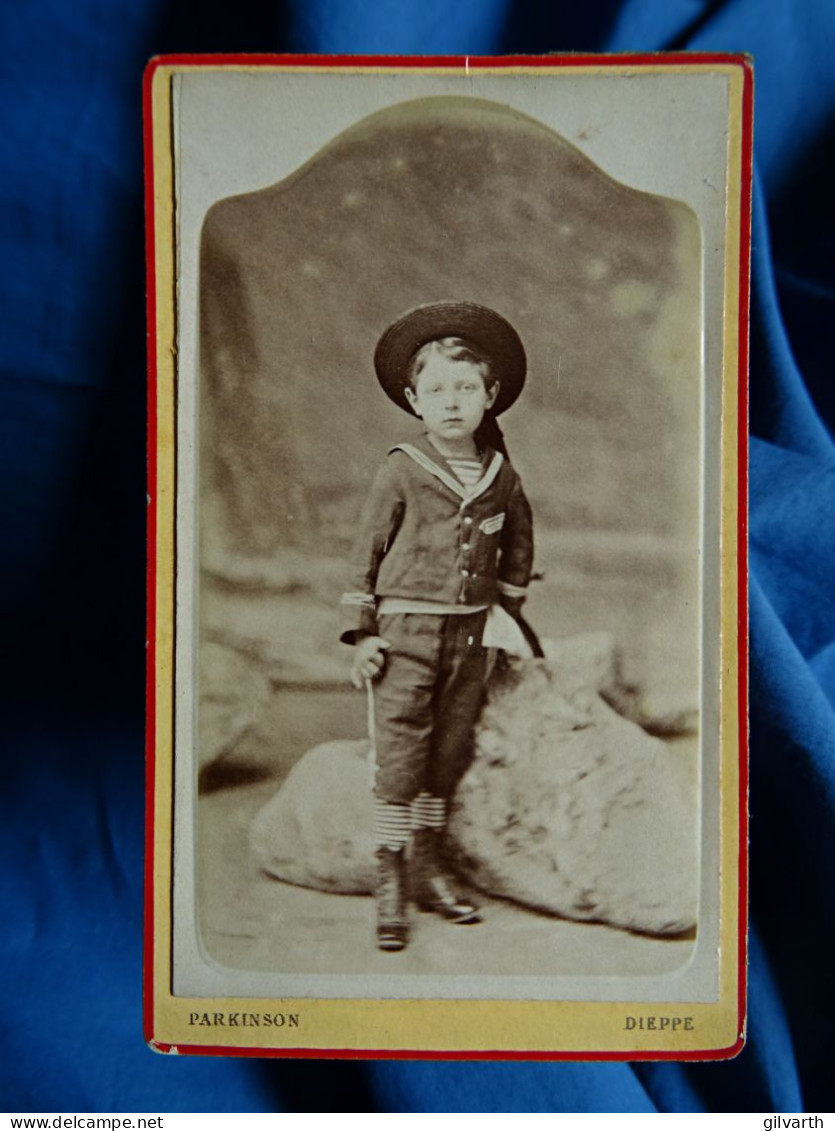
[1,0,833,1114]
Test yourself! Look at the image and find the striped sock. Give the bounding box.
[373,799,412,850]
[411,792,446,831]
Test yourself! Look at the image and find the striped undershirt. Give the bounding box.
[446,456,483,488]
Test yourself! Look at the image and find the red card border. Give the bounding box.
[143,51,753,1062]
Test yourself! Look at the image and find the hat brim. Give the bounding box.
[374,301,526,416]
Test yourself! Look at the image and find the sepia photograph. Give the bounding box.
[146,55,750,1057]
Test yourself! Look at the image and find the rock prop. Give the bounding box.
[449,662,697,935]
[249,740,376,894]
[249,642,698,935]
[541,630,619,697]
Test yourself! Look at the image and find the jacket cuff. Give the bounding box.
[497,594,524,619]
[339,592,378,645]
[497,579,527,619]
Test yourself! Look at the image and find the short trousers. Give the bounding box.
[369,609,490,805]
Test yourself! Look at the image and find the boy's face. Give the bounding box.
[404,353,498,447]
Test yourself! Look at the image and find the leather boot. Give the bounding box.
[375,846,409,951]
[411,828,482,924]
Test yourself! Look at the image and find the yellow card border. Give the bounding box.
[144,53,752,1060]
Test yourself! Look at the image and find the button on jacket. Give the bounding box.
[340,434,534,643]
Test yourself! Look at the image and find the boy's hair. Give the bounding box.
[406,337,495,391]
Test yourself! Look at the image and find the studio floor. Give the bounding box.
[196,776,697,984]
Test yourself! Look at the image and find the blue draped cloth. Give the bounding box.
[1,0,833,1113]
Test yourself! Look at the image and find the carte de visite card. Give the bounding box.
[144,52,751,1060]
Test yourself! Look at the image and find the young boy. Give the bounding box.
[340,301,534,951]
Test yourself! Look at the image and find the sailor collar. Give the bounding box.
[389,435,504,503]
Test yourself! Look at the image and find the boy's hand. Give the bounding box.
[350,636,391,689]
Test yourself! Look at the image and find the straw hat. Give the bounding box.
[373,301,526,415]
